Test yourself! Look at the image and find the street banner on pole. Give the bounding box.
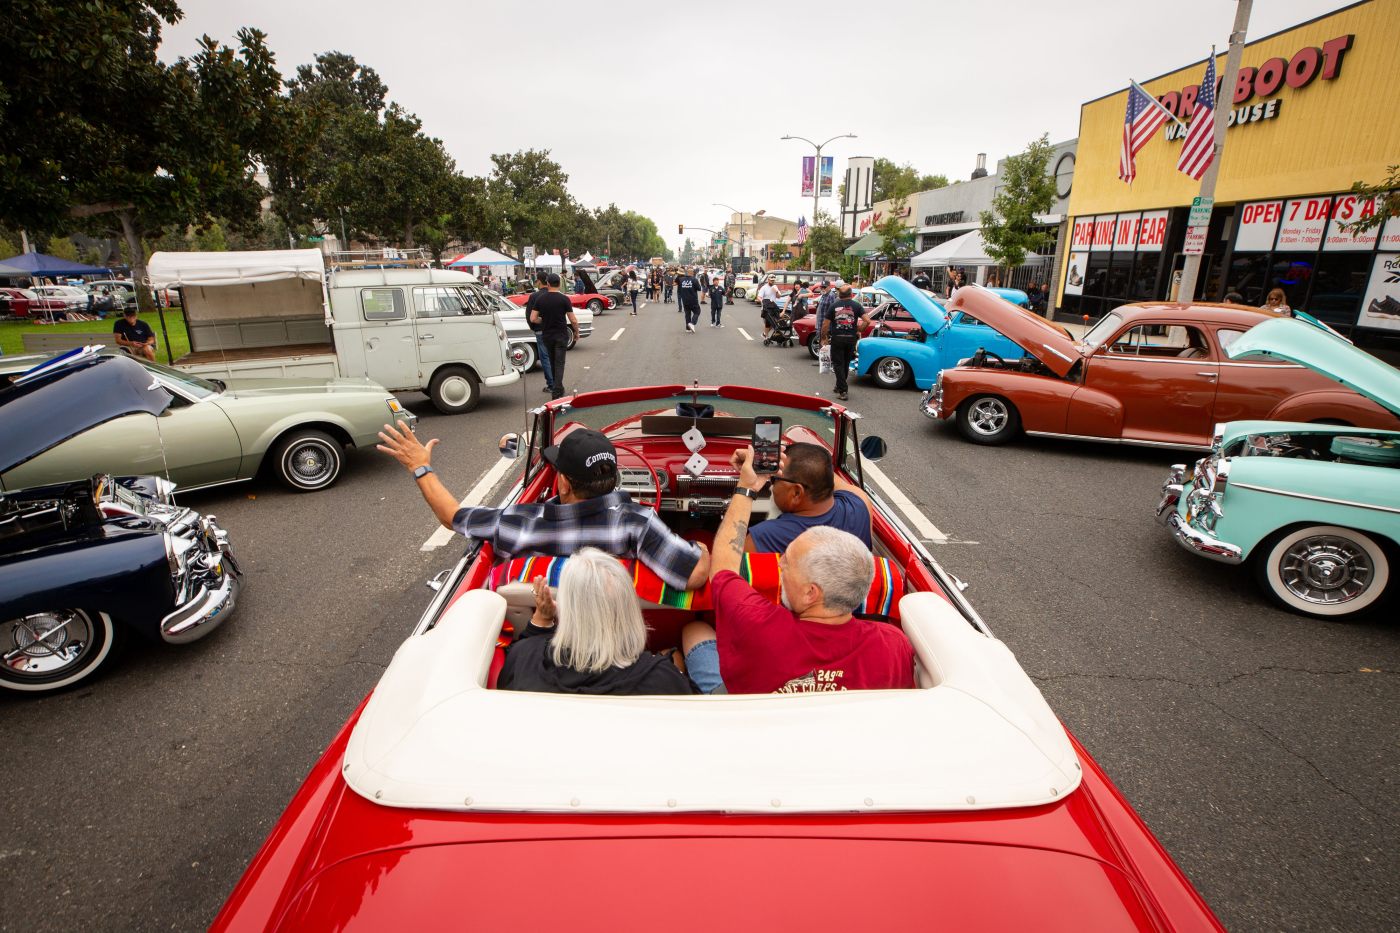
[801,157,815,197]
[819,157,834,197]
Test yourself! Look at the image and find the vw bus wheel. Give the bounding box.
[0,609,117,693]
[274,429,344,491]
[1256,525,1390,619]
[956,395,1019,445]
[429,367,481,414]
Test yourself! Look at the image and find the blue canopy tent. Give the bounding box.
[0,252,111,278]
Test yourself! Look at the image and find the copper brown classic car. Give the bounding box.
[920,286,1399,447]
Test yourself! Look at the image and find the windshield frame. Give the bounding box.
[1081,311,1124,350]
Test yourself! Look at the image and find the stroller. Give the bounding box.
[764,310,795,348]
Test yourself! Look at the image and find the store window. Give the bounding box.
[1268,253,1316,307]
[1308,252,1372,330]
[1225,253,1271,305]
[1083,253,1110,298]
[1104,253,1134,302]
[1130,252,1163,300]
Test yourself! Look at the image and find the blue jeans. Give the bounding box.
[534,333,555,389]
[684,640,724,694]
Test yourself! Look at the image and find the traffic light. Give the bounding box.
[678,224,684,234]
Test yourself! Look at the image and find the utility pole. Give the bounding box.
[781,133,856,271]
[713,203,766,271]
[1177,0,1252,304]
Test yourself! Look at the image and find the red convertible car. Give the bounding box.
[922,286,1399,447]
[508,276,616,314]
[792,300,922,358]
[213,385,1222,932]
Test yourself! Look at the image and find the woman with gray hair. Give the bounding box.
[498,547,697,695]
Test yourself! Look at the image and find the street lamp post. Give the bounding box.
[713,203,766,271]
[781,132,856,271]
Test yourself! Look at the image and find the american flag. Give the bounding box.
[796,215,808,244]
[1119,82,1170,184]
[1177,54,1218,180]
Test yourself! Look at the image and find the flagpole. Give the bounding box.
[1130,80,1187,131]
[1177,0,1252,304]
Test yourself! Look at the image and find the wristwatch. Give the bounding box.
[733,486,759,499]
[413,465,434,480]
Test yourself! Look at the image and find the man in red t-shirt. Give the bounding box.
[681,447,914,694]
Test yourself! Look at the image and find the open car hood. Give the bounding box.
[576,268,600,294]
[948,284,1083,377]
[1227,317,1400,417]
[875,275,948,333]
[0,352,173,475]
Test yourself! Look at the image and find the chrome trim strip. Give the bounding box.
[1228,481,1400,516]
[1024,430,1211,451]
[1097,355,1215,366]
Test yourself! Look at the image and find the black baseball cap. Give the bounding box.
[543,429,617,480]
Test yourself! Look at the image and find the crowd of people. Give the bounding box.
[376,423,914,696]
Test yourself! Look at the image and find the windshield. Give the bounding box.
[563,392,838,440]
[135,358,222,399]
[1081,311,1123,349]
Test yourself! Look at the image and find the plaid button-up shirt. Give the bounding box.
[452,490,702,590]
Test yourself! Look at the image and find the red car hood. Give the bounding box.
[277,836,1158,932]
[949,286,1083,377]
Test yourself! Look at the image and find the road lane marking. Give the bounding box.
[610,327,625,341]
[862,459,948,543]
[420,455,516,551]
[737,328,753,341]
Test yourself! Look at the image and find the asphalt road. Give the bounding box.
[2,297,1396,932]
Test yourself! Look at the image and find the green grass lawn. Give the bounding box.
[0,310,190,362]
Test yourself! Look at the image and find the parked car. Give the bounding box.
[921,286,1400,447]
[0,350,418,493]
[85,279,139,311]
[586,269,632,310]
[0,352,241,693]
[0,287,69,319]
[211,383,1223,931]
[730,271,761,300]
[1156,317,1400,619]
[31,285,90,313]
[853,279,1041,390]
[509,283,614,315]
[480,285,592,372]
[792,300,921,359]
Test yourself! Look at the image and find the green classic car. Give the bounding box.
[0,352,417,494]
[1156,317,1400,619]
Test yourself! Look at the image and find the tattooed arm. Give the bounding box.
[713,447,766,579]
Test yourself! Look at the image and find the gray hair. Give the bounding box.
[551,547,646,673]
[793,526,873,614]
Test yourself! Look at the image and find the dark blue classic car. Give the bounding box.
[0,352,240,693]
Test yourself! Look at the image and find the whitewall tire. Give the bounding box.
[1257,525,1390,619]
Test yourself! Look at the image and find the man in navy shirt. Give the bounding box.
[745,442,873,553]
[112,307,156,360]
[674,266,703,333]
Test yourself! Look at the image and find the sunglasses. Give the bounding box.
[766,474,805,490]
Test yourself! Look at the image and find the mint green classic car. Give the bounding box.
[0,352,417,494]
[1156,317,1400,619]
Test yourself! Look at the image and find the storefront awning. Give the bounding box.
[844,232,884,257]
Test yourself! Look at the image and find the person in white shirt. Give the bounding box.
[757,275,782,339]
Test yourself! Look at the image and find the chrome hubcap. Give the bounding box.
[1280,536,1372,605]
[968,399,1009,435]
[877,358,906,382]
[440,377,472,406]
[3,611,93,676]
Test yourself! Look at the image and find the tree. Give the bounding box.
[0,231,17,258]
[872,158,949,202]
[45,236,79,262]
[679,237,696,265]
[872,199,915,264]
[979,134,1056,275]
[1,5,287,309]
[195,222,229,252]
[487,149,572,255]
[794,213,843,270]
[1342,164,1400,236]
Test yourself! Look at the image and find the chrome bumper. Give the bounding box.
[161,570,240,643]
[920,385,943,420]
[1156,465,1242,564]
[484,370,521,388]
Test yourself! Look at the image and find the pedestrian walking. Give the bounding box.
[628,270,641,315]
[724,269,736,300]
[675,266,703,333]
[529,273,580,400]
[524,271,555,394]
[757,274,781,339]
[820,285,874,402]
[664,269,675,303]
[709,276,725,327]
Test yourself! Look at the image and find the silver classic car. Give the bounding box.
[0,350,417,493]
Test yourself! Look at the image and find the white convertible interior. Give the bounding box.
[342,590,1082,814]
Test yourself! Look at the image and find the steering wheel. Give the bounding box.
[610,440,664,511]
[971,348,1006,367]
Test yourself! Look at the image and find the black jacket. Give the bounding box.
[498,623,698,695]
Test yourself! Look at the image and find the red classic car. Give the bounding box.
[213,384,1221,932]
[922,286,1400,447]
[508,277,615,314]
[0,287,70,318]
[792,301,922,358]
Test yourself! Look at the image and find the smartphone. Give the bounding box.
[752,416,782,473]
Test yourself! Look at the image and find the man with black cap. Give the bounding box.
[377,422,710,590]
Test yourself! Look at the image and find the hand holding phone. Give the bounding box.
[752,416,782,473]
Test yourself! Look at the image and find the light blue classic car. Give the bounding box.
[853,277,1044,389]
[1156,317,1400,619]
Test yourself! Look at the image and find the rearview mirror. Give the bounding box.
[859,436,888,461]
[499,433,520,460]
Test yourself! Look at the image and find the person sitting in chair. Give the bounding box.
[112,307,156,360]
[498,548,697,695]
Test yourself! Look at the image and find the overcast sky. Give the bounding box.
[165,0,1344,254]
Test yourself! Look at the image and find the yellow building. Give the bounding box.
[1060,0,1400,350]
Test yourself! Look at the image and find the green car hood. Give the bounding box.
[1227,317,1400,417]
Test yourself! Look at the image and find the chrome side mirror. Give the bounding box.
[859,436,888,461]
[499,432,521,460]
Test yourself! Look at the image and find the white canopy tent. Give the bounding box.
[527,254,570,269]
[147,248,332,323]
[910,231,1049,269]
[448,248,519,268]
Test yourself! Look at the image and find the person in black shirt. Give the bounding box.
[820,285,875,401]
[523,272,554,393]
[529,273,579,399]
[911,271,931,291]
[675,266,703,333]
[498,549,697,695]
[708,275,726,327]
[113,308,156,360]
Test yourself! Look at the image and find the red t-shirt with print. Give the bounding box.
[712,570,915,694]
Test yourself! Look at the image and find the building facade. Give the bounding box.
[1059,0,1400,352]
